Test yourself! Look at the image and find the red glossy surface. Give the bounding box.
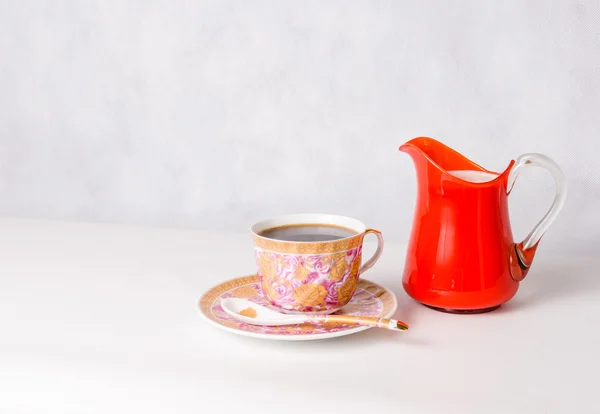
[400,137,520,310]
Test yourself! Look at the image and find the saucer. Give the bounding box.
[198,275,397,341]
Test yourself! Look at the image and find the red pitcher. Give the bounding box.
[400,137,567,313]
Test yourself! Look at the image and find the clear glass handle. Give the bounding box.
[507,153,567,281]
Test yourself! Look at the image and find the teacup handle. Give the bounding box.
[359,229,384,275]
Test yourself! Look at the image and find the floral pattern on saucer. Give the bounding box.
[198,275,397,340]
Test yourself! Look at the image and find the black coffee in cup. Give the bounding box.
[259,224,358,242]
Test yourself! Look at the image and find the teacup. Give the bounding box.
[250,214,384,314]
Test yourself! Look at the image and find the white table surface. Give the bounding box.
[1,217,598,413]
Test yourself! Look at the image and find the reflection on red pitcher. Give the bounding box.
[400,137,567,313]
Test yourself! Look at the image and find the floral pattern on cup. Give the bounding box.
[254,245,363,313]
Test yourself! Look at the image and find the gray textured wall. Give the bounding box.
[0,1,598,250]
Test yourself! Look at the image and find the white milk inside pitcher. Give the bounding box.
[448,170,499,183]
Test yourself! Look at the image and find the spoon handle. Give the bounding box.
[307,314,409,331]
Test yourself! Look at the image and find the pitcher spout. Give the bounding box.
[400,137,497,177]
